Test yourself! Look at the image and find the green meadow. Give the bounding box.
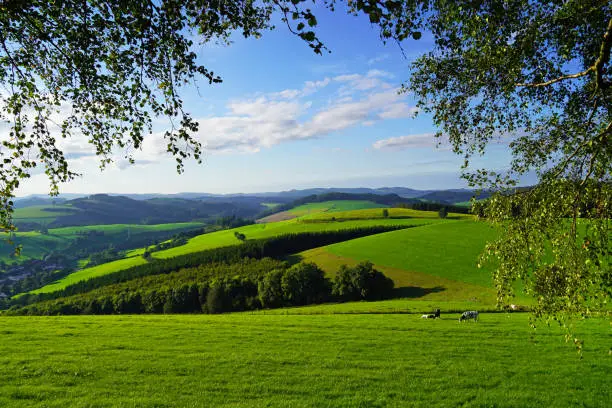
[288,200,385,216]
[1,222,204,263]
[296,221,514,306]
[323,221,497,287]
[12,205,77,224]
[153,218,436,259]
[0,314,609,407]
[30,218,439,294]
[302,207,470,221]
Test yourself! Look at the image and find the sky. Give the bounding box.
[12,5,522,196]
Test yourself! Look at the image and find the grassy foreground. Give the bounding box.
[0,314,609,407]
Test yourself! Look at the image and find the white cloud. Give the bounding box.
[367,54,390,65]
[194,85,416,154]
[366,69,394,79]
[2,72,419,163]
[372,133,444,150]
[378,103,420,119]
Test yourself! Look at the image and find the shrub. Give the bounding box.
[258,269,285,308]
[332,261,394,301]
[280,262,331,306]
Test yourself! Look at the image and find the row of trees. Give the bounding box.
[8,260,394,315]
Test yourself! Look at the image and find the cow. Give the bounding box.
[421,308,441,319]
[459,311,479,322]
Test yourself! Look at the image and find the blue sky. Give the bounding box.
[16,6,518,196]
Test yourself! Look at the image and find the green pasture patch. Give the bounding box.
[295,247,499,305]
[288,200,385,216]
[12,205,77,221]
[303,207,471,221]
[153,218,435,259]
[0,314,609,407]
[46,222,204,236]
[1,222,204,265]
[0,234,72,263]
[322,221,500,288]
[29,256,147,294]
[454,200,472,207]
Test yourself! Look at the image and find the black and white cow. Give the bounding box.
[421,308,441,319]
[459,311,479,322]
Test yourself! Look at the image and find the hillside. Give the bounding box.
[257,200,387,222]
[296,221,511,306]
[50,194,263,227]
[27,217,440,295]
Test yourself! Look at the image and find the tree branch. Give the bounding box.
[594,17,612,90]
[551,121,612,180]
[516,17,612,90]
[515,67,594,88]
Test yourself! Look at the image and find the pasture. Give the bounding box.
[288,200,386,216]
[300,221,499,288]
[295,220,527,308]
[151,218,437,259]
[12,205,77,224]
[258,200,387,222]
[302,207,470,221]
[0,314,609,407]
[1,222,204,264]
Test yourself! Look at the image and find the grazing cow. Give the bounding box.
[421,308,441,319]
[459,311,479,322]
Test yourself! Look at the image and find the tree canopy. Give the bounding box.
[348,0,611,326]
[0,0,325,231]
[1,1,610,322]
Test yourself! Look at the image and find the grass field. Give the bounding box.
[0,314,609,407]
[1,222,205,264]
[153,218,439,259]
[301,221,499,288]
[302,207,471,221]
[12,205,77,223]
[295,220,522,306]
[288,200,386,216]
[30,218,441,295]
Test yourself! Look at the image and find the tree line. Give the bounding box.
[6,259,394,316]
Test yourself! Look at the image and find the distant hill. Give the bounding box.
[13,196,71,208]
[10,195,266,229]
[417,189,491,204]
[258,192,473,218]
[48,194,263,227]
[12,187,487,228]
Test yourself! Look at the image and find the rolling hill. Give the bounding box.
[28,216,441,295]
[0,222,205,264]
[295,220,509,305]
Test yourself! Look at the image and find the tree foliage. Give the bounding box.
[0,0,325,232]
[342,0,611,323]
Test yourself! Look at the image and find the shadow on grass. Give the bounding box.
[283,254,304,266]
[391,286,446,299]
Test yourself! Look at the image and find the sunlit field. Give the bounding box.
[0,314,609,407]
